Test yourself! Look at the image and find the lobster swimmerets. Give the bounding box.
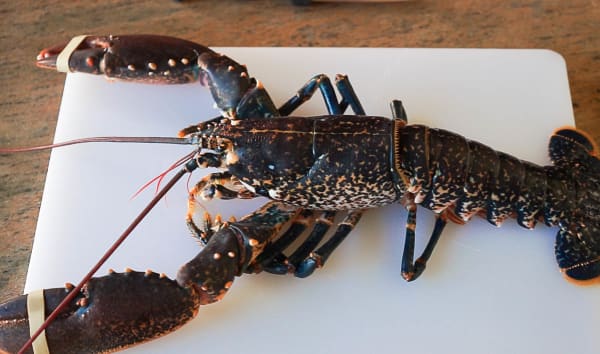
[0,34,598,353]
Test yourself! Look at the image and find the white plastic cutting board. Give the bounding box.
[25,48,599,354]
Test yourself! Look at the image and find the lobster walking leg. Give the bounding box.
[390,101,452,281]
[278,74,342,115]
[294,210,364,278]
[278,74,365,116]
[335,74,366,116]
[249,209,318,274]
[400,200,449,281]
[265,211,337,275]
[288,212,337,267]
[251,209,364,278]
[390,99,408,122]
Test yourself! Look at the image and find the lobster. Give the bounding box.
[1,34,599,353]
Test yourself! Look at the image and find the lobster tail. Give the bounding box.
[550,128,600,282]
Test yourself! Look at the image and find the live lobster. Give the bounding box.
[0,35,598,354]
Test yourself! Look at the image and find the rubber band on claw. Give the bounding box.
[56,35,89,73]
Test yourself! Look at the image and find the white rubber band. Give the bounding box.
[56,35,89,73]
[27,289,50,354]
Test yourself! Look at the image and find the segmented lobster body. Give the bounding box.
[194,115,588,224]
[192,114,600,280]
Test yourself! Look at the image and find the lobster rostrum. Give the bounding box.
[0,34,598,353]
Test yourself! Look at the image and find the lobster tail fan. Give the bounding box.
[552,127,600,283]
[549,127,599,169]
[555,225,600,283]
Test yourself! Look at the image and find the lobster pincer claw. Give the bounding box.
[35,34,272,117]
[0,271,201,354]
[36,35,212,84]
[1,201,302,353]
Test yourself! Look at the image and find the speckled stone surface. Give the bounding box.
[0,0,598,301]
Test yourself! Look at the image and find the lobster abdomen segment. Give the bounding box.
[395,124,553,228]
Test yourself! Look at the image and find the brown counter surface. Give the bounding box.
[0,0,598,300]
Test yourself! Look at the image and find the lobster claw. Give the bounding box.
[36,35,212,84]
[35,34,267,117]
[0,271,201,354]
[0,201,300,353]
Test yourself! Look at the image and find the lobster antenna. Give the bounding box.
[18,158,200,354]
[0,136,197,153]
[131,150,198,199]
